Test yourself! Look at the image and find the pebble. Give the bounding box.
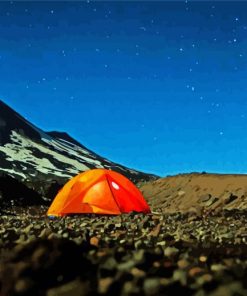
[47,279,88,296]
[189,267,205,277]
[1,207,247,296]
[98,277,114,294]
[143,278,161,295]
[14,278,34,294]
[164,247,179,257]
[90,236,99,247]
[177,259,190,269]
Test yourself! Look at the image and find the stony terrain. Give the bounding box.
[140,173,247,214]
[1,207,247,295]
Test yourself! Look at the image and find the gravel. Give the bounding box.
[1,206,247,295]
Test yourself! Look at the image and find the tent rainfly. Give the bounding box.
[47,169,151,216]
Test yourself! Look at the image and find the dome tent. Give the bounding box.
[47,169,151,216]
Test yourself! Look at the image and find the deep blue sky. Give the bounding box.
[1,1,247,177]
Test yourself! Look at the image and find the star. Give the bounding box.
[139,27,147,31]
[179,48,184,52]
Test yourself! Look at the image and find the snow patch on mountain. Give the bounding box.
[53,137,92,155]
[0,168,26,179]
[0,131,91,178]
[41,136,103,167]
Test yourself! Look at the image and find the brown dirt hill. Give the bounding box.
[139,173,247,214]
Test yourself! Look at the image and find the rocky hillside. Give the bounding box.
[140,173,247,214]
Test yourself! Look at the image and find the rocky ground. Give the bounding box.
[1,207,247,295]
[140,173,247,214]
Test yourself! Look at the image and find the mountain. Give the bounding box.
[0,100,157,205]
[140,172,247,214]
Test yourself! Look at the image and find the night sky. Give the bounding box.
[1,1,247,177]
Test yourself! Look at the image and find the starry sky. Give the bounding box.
[1,1,247,177]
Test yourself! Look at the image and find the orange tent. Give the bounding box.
[47,169,150,216]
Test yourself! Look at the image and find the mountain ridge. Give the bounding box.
[0,100,158,204]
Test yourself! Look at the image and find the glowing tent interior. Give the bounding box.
[47,169,151,216]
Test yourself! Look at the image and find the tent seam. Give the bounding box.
[62,174,106,211]
[105,174,121,213]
